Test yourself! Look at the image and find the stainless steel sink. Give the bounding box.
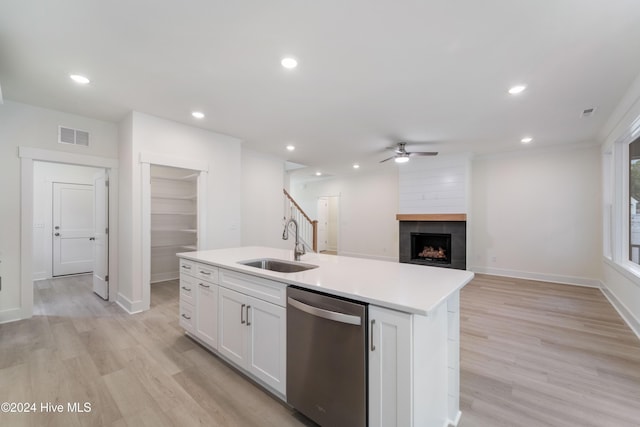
[238,258,318,273]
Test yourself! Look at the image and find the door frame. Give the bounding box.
[19,147,119,319]
[140,152,208,311]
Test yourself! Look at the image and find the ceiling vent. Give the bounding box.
[58,126,89,146]
[581,107,597,118]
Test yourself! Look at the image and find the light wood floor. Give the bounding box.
[0,275,314,427]
[1,274,639,426]
[459,274,640,427]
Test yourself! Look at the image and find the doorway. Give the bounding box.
[21,147,119,319]
[317,196,340,255]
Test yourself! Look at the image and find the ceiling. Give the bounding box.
[2,0,640,177]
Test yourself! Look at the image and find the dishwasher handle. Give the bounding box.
[288,297,362,326]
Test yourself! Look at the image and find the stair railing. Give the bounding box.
[283,189,318,253]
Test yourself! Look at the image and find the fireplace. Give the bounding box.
[398,216,466,270]
[411,233,451,264]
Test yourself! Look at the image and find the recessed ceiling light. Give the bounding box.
[508,85,527,95]
[286,145,296,151]
[353,163,360,169]
[281,57,298,69]
[192,111,205,119]
[69,74,90,85]
[315,171,322,176]
[521,136,533,144]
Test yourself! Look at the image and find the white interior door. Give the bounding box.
[52,182,94,276]
[317,197,329,252]
[92,171,109,299]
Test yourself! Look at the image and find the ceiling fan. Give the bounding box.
[380,142,438,163]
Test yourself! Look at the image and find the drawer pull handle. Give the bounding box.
[370,319,376,352]
[200,271,211,275]
[181,265,192,270]
[246,305,251,326]
[181,314,191,320]
[199,283,210,288]
[241,304,246,324]
[181,286,191,291]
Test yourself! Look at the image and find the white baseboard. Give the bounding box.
[469,266,601,288]
[151,272,179,284]
[0,307,28,324]
[116,292,147,314]
[32,272,48,281]
[448,410,462,427]
[599,284,640,340]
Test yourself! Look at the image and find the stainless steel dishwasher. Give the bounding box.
[287,286,367,427]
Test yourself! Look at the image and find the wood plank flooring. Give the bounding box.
[459,274,640,427]
[0,275,313,427]
[1,273,639,426]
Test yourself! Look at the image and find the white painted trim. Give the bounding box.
[18,147,119,322]
[116,292,146,314]
[0,308,24,324]
[604,256,640,288]
[141,162,151,311]
[19,147,118,169]
[139,151,209,172]
[468,266,602,288]
[139,151,209,313]
[449,410,462,427]
[599,284,640,340]
[151,272,179,283]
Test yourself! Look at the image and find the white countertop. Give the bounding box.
[177,246,474,316]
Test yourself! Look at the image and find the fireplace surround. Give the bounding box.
[398,215,466,270]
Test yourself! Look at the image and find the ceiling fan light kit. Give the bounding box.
[380,142,438,163]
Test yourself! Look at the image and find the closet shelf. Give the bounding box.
[151,243,197,250]
[151,173,197,182]
[151,211,197,216]
[151,228,197,233]
[151,194,197,200]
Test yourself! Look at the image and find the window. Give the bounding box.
[630,137,640,264]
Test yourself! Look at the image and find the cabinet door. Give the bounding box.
[369,306,412,427]
[196,281,218,349]
[246,296,286,395]
[218,287,248,367]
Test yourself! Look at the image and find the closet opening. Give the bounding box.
[150,165,199,288]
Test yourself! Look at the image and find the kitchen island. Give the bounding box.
[177,246,474,427]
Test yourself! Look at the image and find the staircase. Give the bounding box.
[283,189,318,253]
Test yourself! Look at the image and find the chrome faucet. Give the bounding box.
[283,218,305,261]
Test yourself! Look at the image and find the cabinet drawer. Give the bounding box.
[220,269,287,307]
[179,259,197,277]
[179,273,196,305]
[180,301,195,333]
[196,264,219,283]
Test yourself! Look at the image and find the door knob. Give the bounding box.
[54,226,60,230]
[89,237,95,241]
[54,233,60,236]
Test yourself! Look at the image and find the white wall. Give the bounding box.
[241,148,289,249]
[0,101,118,323]
[117,111,243,312]
[470,144,602,286]
[399,154,471,214]
[291,168,399,261]
[32,162,104,280]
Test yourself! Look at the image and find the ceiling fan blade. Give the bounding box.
[379,156,396,163]
[408,151,438,157]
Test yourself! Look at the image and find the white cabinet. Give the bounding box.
[179,260,219,350]
[369,296,457,427]
[218,284,286,396]
[369,305,412,427]
[196,279,218,349]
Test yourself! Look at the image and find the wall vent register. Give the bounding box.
[58,126,89,146]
